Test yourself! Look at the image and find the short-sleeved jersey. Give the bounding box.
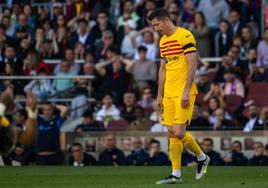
[159,27,198,97]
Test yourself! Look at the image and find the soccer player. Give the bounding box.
[0,91,37,156]
[147,8,210,184]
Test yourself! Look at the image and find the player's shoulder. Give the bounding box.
[178,27,193,37]
[159,35,167,46]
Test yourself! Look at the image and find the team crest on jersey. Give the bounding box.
[167,56,179,62]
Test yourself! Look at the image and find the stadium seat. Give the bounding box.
[224,95,243,114]
[196,93,206,109]
[107,120,129,131]
[207,71,216,82]
[248,82,268,95]
[143,107,154,117]
[246,94,268,108]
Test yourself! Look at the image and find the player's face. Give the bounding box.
[150,18,166,35]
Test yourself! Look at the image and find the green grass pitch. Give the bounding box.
[0,166,267,188]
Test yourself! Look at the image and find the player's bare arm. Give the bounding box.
[182,52,198,109]
[157,58,166,113]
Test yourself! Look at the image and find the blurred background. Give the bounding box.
[0,0,268,167]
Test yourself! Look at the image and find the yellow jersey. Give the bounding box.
[159,27,198,97]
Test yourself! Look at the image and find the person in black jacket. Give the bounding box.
[248,142,268,166]
[202,138,223,165]
[223,140,248,166]
[99,134,127,166]
[69,143,97,166]
[147,139,169,166]
[127,137,149,165]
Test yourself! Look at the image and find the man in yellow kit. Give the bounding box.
[147,8,210,184]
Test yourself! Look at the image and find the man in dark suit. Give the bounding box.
[69,143,97,166]
[202,138,223,165]
[229,10,243,37]
[223,140,248,166]
[243,104,263,132]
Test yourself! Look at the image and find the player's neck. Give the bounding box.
[165,23,177,36]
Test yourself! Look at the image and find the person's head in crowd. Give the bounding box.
[248,48,257,63]
[183,0,195,11]
[141,87,153,100]
[53,2,63,17]
[221,55,232,68]
[202,138,214,153]
[97,10,109,26]
[102,93,114,108]
[167,2,179,13]
[0,24,6,36]
[253,141,264,157]
[35,27,45,40]
[82,109,95,125]
[104,134,116,151]
[232,140,243,153]
[138,46,147,61]
[77,19,88,35]
[16,27,28,39]
[42,19,51,32]
[83,62,95,75]
[149,139,161,154]
[4,46,16,60]
[198,69,208,84]
[241,25,253,42]
[208,97,221,113]
[41,39,52,54]
[215,108,225,122]
[56,26,67,40]
[65,48,75,63]
[25,50,41,69]
[263,27,268,42]
[132,137,143,150]
[143,30,154,44]
[123,0,134,14]
[20,37,31,51]
[247,103,258,119]
[18,13,28,27]
[56,15,65,28]
[169,11,180,25]
[219,19,229,34]
[42,101,55,120]
[259,106,268,125]
[229,9,240,25]
[264,144,268,157]
[123,19,137,33]
[106,46,118,59]
[123,92,136,108]
[192,104,201,119]
[102,30,114,46]
[23,4,32,18]
[145,0,157,12]
[232,36,242,47]
[229,45,240,59]
[134,106,145,119]
[223,68,236,83]
[15,109,28,126]
[74,42,85,58]
[2,16,12,29]
[12,3,22,17]
[194,12,206,27]
[70,143,84,163]
[85,52,94,64]
[60,60,71,73]
[2,8,12,17]
[121,138,131,153]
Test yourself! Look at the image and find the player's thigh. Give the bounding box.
[173,95,196,125]
[161,97,175,127]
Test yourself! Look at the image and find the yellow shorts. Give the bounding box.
[161,95,196,126]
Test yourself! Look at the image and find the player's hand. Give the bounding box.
[156,96,163,114]
[181,90,190,109]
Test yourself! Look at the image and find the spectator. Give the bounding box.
[243,104,263,132]
[189,104,211,130]
[95,93,120,128]
[232,36,247,60]
[131,46,157,90]
[215,55,233,83]
[146,139,169,166]
[132,27,159,61]
[215,19,232,57]
[95,47,132,103]
[221,68,245,98]
[99,134,127,166]
[121,92,139,123]
[52,60,76,92]
[241,25,258,54]
[248,142,268,166]
[203,83,225,107]
[223,140,248,166]
[212,108,233,130]
[248,48,264,82]
[35,102,68,165]
[117,0,140,28]
[74,109,104,132]
[137,87,155,109]
[259,106,268,129]
[256,27,268,81]
[74,42,85,60]
[128,106,152,131]
[188,11,210,57]
[197,69,210,94]
[68,143,97,166]
[202,138,223,165]
[180,0,196,24]
[127,137,149,166]
[229,9,243,37]
[2,15,15,37]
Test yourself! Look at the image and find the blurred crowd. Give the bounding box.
[0,0,268,165]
